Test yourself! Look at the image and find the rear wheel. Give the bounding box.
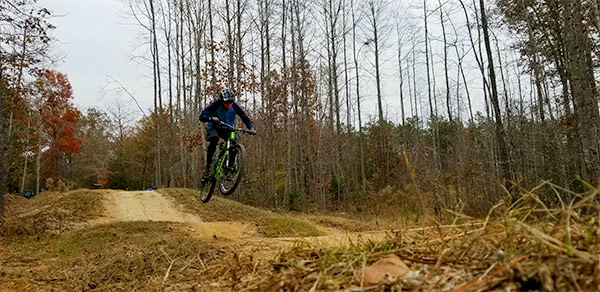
[219,144,246,196]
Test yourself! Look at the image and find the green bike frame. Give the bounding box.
[214,131,236,181]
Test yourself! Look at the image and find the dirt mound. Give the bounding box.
[1,190,104,235]
[158,188,324,238]
[1,188,418,291]
[98,190,256,240]
[100,191,203,223]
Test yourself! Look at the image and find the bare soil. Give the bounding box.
[98,191,251,239]
[100,190,204,223]
[98,190,388,246]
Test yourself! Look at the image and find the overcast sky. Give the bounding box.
[36,0,493,126]
[38,0,153,116]
[36,0,417,124]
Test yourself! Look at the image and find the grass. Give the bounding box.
[260,216,321,237]
[1,221,218,291]
[229,182,600,291]
[8,184,596,290]
[158,188,323,237]
[329,185,437,230]
[1,189,105,235]
[302,214,376,232]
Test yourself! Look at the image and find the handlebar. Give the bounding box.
[216,121,255,135]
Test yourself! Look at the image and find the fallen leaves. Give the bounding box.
[357,254,410,286]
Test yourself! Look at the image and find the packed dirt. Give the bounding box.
[99,190,384,244]
[101,191,203,223]
[99,190,254,239]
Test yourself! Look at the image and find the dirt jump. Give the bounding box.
[100,190,253,239]
[2,188,598,291]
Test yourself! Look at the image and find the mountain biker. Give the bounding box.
[199,88,256,180]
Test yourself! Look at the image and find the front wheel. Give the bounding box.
[219,144,246,196]
[199,177,216,203]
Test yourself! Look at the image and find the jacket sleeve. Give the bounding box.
[199,100,220,122]
[233,103,254,129]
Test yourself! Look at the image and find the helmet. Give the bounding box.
[220,88,235,103]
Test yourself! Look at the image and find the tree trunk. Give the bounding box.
[225,0,235,88]
[480,0,512,185]
[343,1,351,131]
[36,111,42,195]
[0,53,5,206]
[527,18,546,122]
[424,0,433,118]
[562,0,600,185]
[459,0,490,118]
[20,112,32,194]
[208,0,217,98]
[439,0,452,122]
[149,0,162,188]
[397,22,405,125]
[370,1,384,123]
[351,0,365,193]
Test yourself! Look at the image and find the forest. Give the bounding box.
[1,0,599,216]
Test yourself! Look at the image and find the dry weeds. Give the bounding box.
[158,188,323,237]
[202,182,600,291]
[1,221,222,291]
[2,184,599,291]
[0,189,105,235]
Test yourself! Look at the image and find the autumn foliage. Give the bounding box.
[34,71,82,178]
[2,70,82,193]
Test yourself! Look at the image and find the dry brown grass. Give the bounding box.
[199,182,600,291]
[302,213,376,232]
[158,188,322,237]
[1,221,222,291]
[0,189,105,235]
[3,184,598,291]
[347,184,436,229]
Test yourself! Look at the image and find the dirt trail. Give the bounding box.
[97,190,388,246]
[102,191,203,223]
[99,190,248,239]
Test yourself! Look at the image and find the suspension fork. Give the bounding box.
[224,139,232,168]
[225,130,236,168]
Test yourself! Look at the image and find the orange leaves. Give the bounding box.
[33,70,82,175]
[37,70,73,104]
[55,136,83,154]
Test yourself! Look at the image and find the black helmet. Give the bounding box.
[220,88,235,103]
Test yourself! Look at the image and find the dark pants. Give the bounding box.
[205,125,233,168]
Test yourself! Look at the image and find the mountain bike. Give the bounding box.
[199,121,252,203]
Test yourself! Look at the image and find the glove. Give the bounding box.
[249,129,257,135]
[210,117,220,123]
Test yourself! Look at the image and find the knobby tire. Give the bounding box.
[219,144,246,196]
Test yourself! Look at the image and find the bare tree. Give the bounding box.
[479,0,512,184]
[561,0,600,185]
[439,0,452,122]
[351,0,365,192]
[366,0,390,124]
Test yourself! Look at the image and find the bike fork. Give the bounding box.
[225,140,232,168]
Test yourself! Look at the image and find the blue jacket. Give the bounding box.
[199,100,254,129]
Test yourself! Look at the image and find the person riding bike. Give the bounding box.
[199,88,256,180]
